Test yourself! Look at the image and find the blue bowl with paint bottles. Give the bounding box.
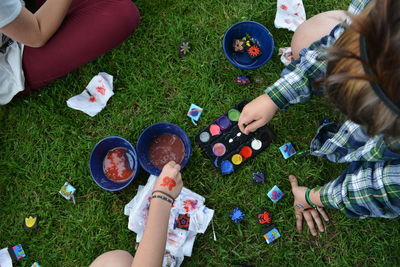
[137,122,192,176]
[89,136,139,191]
[223,21,274,70]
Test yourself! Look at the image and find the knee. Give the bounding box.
[114,0,141,34]
[291,10,347,59]
[90,250,134,267]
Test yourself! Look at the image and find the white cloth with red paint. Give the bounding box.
[278,47,295,65]
[274,0,306,32]
[124,175,214,267]
[66,72,114,117]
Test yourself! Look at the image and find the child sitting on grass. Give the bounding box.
[239,0,400,236]
[90,161,183,267]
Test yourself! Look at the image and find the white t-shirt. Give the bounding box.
[0,0,24,105]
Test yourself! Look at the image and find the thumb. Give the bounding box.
[243,119,265,135]
[288,175,299,189]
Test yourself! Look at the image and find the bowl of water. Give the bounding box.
[223,21,274,70]
[89,136,139,191]
[136,122,192,176]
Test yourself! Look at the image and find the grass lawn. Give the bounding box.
[1,0,400,266]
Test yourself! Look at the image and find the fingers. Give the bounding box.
[166,161,181,170]
[238,115,253,135]
[310,209,324,233]
[288,175,298,188]
[296,211,303,233]
[303,211,317,236]
[242,119,265,135]
[317,207,329,222]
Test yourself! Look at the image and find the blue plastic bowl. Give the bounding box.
[223,21,274,70]
[137,122,192,176]
[89,136,139,191]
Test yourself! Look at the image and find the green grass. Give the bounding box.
[1,0,400,266]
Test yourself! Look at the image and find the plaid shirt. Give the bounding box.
[265,0,400,219]
[265,0,371,109]
[312,121,400,219]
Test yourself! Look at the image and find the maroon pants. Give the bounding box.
[21,0,140,94]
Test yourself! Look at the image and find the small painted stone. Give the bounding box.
[23,215,39,229]
[178,40,191,56]
[187,104,203,125]
[175,214,190,230]
[59,182,76,201]
[279,142,296,159]
[9,244,26,260]
[263,224,280,244]
[247,45,262,59]
[257,210,272,225]
[241,34,253,48]
[229,207,245,223]
[267,185,284,203]
[236,76,251,85]
[252,171,265,184]
[233,39,245,52]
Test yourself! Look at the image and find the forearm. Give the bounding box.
[34,0,72,42]
[0,0,72,47]
[131,198,171,267]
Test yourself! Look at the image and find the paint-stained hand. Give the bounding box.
[153,161,183,199]
[238,94,278,135]
[289,175,329,236]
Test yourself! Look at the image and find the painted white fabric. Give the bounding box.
[274,0,306,32]
[66,72,114,117]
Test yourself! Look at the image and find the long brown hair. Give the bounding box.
[325,0,400,137]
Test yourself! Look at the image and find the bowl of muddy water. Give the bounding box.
[136,122,192,176]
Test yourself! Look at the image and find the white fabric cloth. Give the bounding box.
[0,0,25,105]
[0,247,12,267]
[124,175,214,267]
[278,47,295,66]
[274,0,306,32]
[66,72,114,117]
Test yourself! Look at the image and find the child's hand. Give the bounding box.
[238,94,278,135]
[289,175,329,236]
[153,161,183,200]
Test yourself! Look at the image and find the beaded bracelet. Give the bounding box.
[151,194,174,205]
[152,190,175,201]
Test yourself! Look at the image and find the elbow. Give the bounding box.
[26,38,47,48]
[24,32,50,47]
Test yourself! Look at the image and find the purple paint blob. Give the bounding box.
[216,115,231,130]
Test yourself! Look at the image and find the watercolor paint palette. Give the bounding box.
[196,101,274,175]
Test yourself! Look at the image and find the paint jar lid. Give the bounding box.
[216,115,231,130]
[199,132,210,143]
[209,124,221,136]
[221,160,234,175]
[231,154,243,165]
[239,146,253,159]
[251,139,262,150]
[228,109,241,121]
[212,143,226,157]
